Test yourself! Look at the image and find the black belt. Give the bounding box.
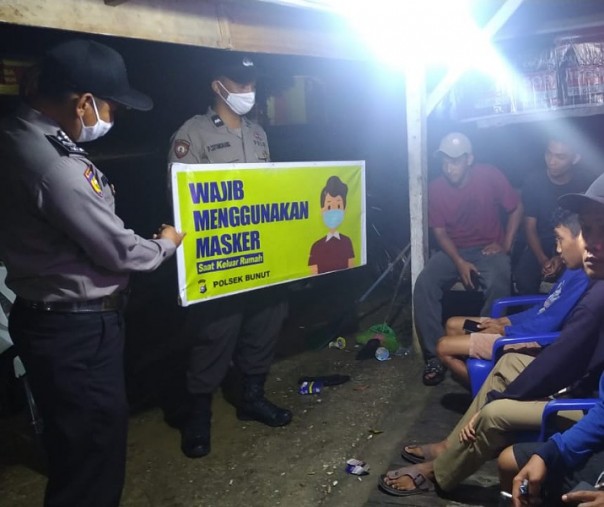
[16,293,128,313]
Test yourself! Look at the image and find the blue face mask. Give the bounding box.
[322,209,344,229]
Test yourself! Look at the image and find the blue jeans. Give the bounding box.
[413,247,511,360]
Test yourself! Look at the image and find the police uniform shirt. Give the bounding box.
[168,107,270,165]
[0,105,176,302]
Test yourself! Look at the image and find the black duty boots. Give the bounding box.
[236,374,292,427]
[180,393,212,459]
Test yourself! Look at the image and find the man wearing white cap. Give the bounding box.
[414,132,523,386]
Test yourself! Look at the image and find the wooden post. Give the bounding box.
[406,60,428,354]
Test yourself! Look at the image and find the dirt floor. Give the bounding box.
[0,270,503,507]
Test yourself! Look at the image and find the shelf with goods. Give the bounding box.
[449,28,604,129]
[460,103,604,128]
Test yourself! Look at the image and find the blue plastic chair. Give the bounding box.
[490,294,548,318]
[538,398,598,441]
[468,333,560,397]
[466,293,550,397]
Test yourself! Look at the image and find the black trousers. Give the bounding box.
[513,236,557,295]
[9,302,128,507]
[182,288,288,394]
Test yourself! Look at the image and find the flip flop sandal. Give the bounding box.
[400,443,436,464]
[378,464,435,497]
[423,358,446,386]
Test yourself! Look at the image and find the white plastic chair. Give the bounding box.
[0,264,15,356]
[0,264,42,434]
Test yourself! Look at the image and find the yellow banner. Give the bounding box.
[171,161,366,305]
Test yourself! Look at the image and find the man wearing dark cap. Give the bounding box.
[169,54,269,164]
[167,53,291,459]
[0,39,184,507]
[498,172,604,506]
[413,132,523,386]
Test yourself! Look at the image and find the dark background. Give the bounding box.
[1,15,604,407]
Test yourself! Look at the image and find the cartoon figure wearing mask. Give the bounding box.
[309,175,355,274]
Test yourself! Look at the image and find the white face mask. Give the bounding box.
[77,98,114,143]
[217,81,255,116]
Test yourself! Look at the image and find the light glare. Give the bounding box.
[328,0,507,76]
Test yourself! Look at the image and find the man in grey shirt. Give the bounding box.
[0,39,184,507]
[167,54,291,460]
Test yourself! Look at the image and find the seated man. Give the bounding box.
[378,174,604,498]
[414,132,523,386]
[514,135,594,294]
[498,371,604,506]
[437,208,589,386]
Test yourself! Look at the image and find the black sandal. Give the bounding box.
[422,358,446,386]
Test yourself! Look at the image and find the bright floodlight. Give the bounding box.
[311,0,507,75]
[346,0,489,69]
[265,0,514,83]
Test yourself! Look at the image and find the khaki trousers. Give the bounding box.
[433,353,583,491]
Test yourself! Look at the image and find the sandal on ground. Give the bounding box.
[422,358,446,386]
[400,443,437,464]
[377,464,435,497]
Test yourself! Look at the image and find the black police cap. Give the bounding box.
[43,39,153,111]
[559,173,604,211]
[212,53,257,84]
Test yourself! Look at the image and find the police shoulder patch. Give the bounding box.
[46,130,87,156]
[174,139,190,159]
[84,166,103,197]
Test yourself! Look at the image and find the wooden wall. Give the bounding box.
[0,0,368,59]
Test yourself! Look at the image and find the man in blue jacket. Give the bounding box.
[500,373,604,506]
[498,174,604,506]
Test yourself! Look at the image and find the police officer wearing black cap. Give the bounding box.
[0,39,184,507]
[167,54,291,459]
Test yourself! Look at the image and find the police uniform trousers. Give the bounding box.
[9,301,128,507]
[182,287,288,394]
[432,352,583,491]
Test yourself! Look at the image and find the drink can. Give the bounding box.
[299,380,323,395]
[345,458,369,475]
[328,336,347,349]
[519,479,529,496]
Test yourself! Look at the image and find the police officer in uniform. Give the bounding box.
[168,54,291,459]
[0,40,184,507]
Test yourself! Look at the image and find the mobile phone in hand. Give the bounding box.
[463,319,482,333]
[464,270,482,291]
